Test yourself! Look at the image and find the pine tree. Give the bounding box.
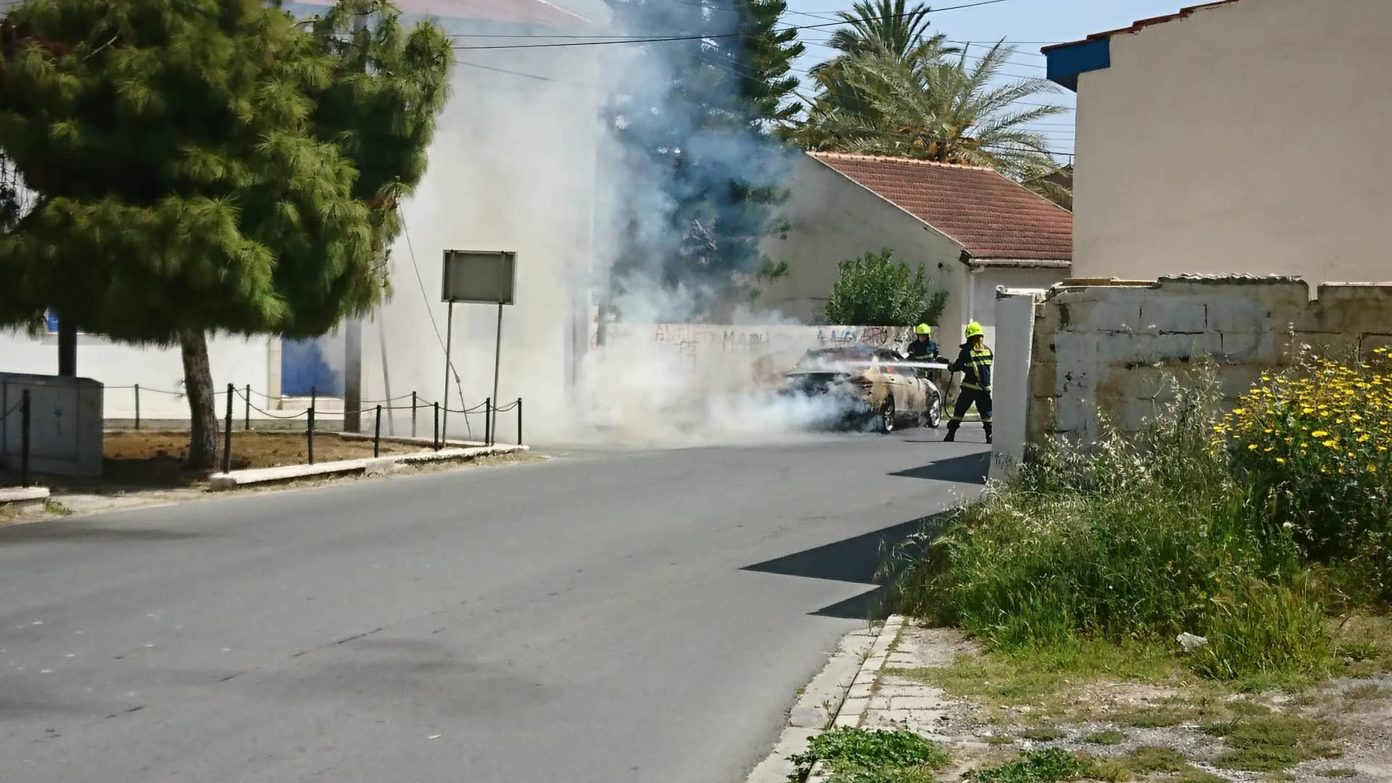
[0,0,450,468]
[602,0,803,315]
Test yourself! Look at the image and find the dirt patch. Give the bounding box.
[40,431,429,490]
[877,623,1392,783]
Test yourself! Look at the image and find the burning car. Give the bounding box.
[779,346,945,433]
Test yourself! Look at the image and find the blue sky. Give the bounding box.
[782,0,1194,158]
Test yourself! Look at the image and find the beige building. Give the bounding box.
[1045,0,1392,284]
[760,152,1074,345]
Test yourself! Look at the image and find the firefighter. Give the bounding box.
[904,323,939,363]
[945,321,992,444]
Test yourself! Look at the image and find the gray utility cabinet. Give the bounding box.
[0,373,103,478]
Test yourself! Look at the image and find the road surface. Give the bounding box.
[0,430,989,783]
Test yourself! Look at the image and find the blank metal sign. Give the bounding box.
[441,250,516,305]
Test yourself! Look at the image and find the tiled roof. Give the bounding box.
[289,0,590,29]
[1042,1,1241,53]
[809,152,1073,261]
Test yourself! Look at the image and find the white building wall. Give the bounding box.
[0,330,276,419]
[759,156,966,331]
[1073,0,1392,283]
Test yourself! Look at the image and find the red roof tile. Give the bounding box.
[291,0,591,29]
[1042,1,1241,53]
[809,152,1073,261]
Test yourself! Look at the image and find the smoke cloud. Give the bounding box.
[358,1,890,446]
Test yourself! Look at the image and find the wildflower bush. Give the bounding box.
[888,378,1332,681]
[1218,348,1392,604]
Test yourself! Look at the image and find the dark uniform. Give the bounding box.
[904,335,939,363]
[946,341,993,442]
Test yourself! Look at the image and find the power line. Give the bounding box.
[448,0,1012,50]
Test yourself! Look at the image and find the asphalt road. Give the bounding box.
[0,428,990,783]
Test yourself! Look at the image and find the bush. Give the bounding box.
[822,248,948,327]
[1218,350,1392,603]
[888,378,1332,680]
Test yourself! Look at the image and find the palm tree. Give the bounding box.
[799,40,1071,201]
[826,0,939,60]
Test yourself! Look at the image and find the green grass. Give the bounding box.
[1203,711,1341,772]
[789,728,949,783]
[890,640,1178,719]
[1322,769,1358,778]
[1081,729,1127,746]
[883,381,1349,685]
[1081,747,1222,783]
[966,749,1085,783]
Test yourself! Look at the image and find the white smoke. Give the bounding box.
[357,1,895,446]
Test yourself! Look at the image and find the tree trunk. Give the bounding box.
[57,319,77,377]
[180,329,219,470]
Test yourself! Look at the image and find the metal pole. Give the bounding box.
[310,385,317,412]
[244,384,251,431]
[441,302,453,447]
[20,389,31,488]
[134,384,141,431]
[517,398,523,446]
[491,302,503,444]
[432,402,440,450]
[373,405,382,458]
[484,397,492,446]
[222,383,233,474]
[307,405,316,465]
[411,391,418,438]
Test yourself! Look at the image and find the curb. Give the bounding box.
[743,625,880,783]
[806,615,906,782]
[208,444,528,490]
[0,485,50,515]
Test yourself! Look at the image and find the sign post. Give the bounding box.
[441,250,517,444]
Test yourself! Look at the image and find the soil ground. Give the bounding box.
[41,430,428,490]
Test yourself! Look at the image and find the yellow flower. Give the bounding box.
[1311,430,1330,438]
[1276,457,1287,465]
[1368,464,1378,474]
[1323,439,1340,449]
[1358,433,1372,443]
[1248,443,1259,451]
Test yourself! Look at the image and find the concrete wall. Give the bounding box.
[989,290,1044,481]
[0,330,278,420]
[1072,0,1392,283]
[759,155,966,331]
[1027,276,1392,446]
[600,322,917,382]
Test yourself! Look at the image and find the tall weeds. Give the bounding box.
[888,374,1332,681]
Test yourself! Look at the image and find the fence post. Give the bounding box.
[432,402,440,451]
[244,384,251,431]
[134,384,141,431]
[517,398,523,446]
[484,397,492,447]
[310,385,317,411]
[373,405,382,458]
[307,405,316,465]
[222,383,233,474]
[411,391,418,438]
[20,389,31,488]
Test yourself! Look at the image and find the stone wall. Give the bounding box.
[1028,276,1392,445]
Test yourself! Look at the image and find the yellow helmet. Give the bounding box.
[964,321,984,339]
[915,323,932,335]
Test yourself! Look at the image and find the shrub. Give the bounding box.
[822,248,948,327]
[1218,349,1392,603]
[888,378,1331,680]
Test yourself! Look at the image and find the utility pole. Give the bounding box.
[342,8,369,433]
